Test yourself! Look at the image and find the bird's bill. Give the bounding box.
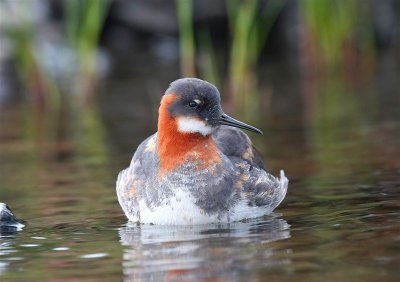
[219,113,263,134]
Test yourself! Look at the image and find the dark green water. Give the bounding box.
[1,64,399,281]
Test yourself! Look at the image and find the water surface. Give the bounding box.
[0,63,399,281]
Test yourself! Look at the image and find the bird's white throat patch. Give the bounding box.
[177,117,213,136]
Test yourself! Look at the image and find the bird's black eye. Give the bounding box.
[189,101,198,108]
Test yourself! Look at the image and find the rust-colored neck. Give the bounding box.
[157,94,220,175]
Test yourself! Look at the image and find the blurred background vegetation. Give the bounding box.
[1,0,398,108]
[0,0,399,164]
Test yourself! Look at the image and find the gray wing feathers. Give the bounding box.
[214,126,288,210]
[250,170,288,209]
[116,133,158,222]
[213,126,265,169]
[116,167,139,221]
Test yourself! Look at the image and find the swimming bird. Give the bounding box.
[116,78,288,225]
[0,203,25,233]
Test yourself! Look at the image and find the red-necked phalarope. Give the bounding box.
[117,78,288,225]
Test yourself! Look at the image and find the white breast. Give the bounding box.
[138,188,225,225]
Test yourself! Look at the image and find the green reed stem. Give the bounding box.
[198,29,220,88]
[177,0,196,77]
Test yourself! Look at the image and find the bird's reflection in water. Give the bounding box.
[119,215,291,281]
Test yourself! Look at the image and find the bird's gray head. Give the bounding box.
[161,78,262,136]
